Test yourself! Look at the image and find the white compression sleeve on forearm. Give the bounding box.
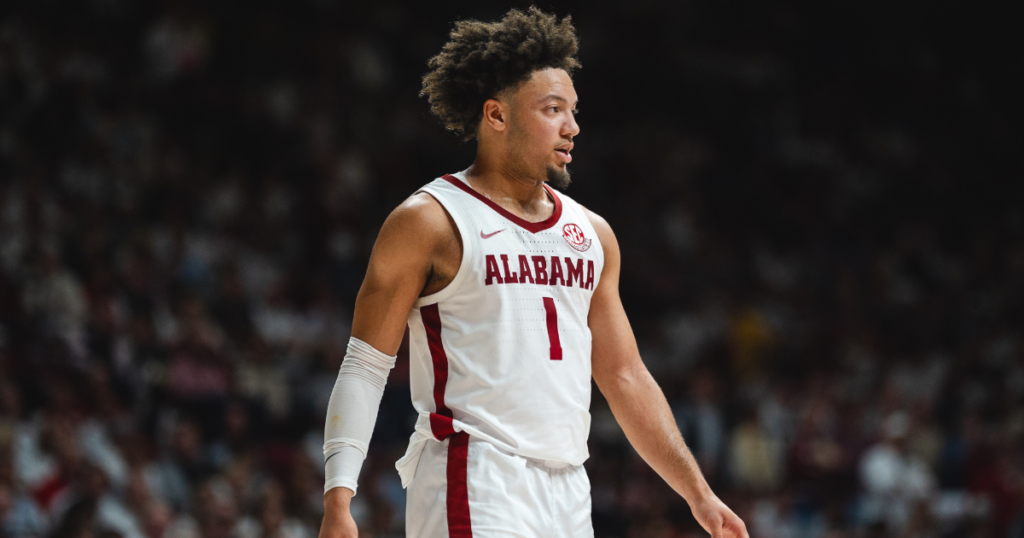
[323,337,397,494]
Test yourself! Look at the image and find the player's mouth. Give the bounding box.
[555,144,573,164]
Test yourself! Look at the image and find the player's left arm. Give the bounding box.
[585,208,748,538]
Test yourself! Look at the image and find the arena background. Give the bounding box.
[0,1,1021,537]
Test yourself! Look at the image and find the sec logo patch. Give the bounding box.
[562,223,592,252]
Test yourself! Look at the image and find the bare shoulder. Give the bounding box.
[378,192,456,248]
[582,205,620,256]
[370,191,461,297]
[384,192,449,233]
[353,192,459,349]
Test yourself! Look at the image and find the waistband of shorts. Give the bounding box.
[524,456,571,470]
[462,431,576,471]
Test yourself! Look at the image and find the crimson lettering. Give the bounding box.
[565,257,584,288]
[518,255,534,284]
[485,255,504,285]
[532,256,549,285]
[485,253,594,289]
[500,255,518,283]
[549,256,566,286]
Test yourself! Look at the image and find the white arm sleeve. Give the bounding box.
[323,337,397,494]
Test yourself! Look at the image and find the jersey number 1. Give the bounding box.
[543,297,562,360]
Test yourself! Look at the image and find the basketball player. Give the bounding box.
[318,8,748,538]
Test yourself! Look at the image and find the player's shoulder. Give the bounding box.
[393,190,445,217]
[553,188,611,238]
[579,204,615,244]
[377,190,456,250]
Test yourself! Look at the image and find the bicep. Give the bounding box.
[350,197,441,354]
[586,210,645,388]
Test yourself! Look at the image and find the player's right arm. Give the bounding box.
[319,192,456,538]
[351,192,456,353]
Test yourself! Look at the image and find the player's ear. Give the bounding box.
[481,98,508,133]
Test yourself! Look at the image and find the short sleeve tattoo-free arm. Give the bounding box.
[585,208,749,538]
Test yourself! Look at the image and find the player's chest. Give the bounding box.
[471,223,600,293]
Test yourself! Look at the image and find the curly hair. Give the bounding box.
[421,7,580,141]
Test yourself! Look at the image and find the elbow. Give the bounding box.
[595,362,647,395]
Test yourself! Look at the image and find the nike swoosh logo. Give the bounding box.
[480,229,505,239]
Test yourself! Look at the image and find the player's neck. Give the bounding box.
[463,156,551,218]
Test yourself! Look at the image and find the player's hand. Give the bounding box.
[690,494,748,538]
[319,487,359,538]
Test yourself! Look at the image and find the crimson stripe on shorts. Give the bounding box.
[446,432,473,538]
[543,297,563,361]
[421,303,456,440]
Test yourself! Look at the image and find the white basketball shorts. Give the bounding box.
[405,432,594,538]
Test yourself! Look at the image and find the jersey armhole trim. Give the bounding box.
[414,188,473,307]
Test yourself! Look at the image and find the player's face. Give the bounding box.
[506,68,579,189]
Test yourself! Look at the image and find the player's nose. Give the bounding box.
[563,111,580,138]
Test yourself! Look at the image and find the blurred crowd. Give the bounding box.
[0,2,1021,538]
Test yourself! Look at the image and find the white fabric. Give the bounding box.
[406,436,593,538]
[323,447,365,494]
[323,337,397,494]
[397,171,604,486]
[396,431,434,488]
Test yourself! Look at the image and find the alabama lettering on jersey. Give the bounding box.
[396,171,604,486]
[483,253,595,289]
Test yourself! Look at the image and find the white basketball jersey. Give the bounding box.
[396,171,603,485]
